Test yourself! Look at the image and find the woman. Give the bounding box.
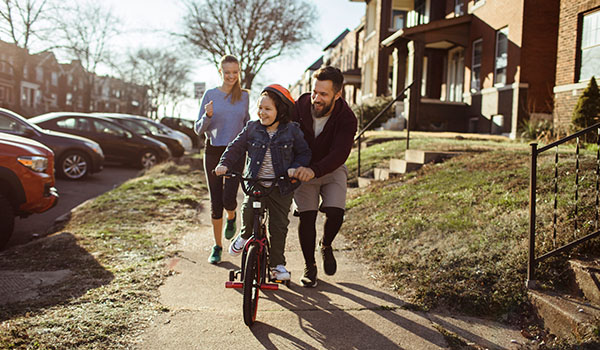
[195,55,249,264]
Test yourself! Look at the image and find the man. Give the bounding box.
[293,66,358,287]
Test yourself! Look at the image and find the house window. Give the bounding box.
[36,67,43,82]
[494,27,508,86]
[51,72,58,86]
[447,48,465,102]
[23,65,28,79]
[66,92,73,106]
[391,9,407,30]
[366,0,377,35]
[414,0,426,25]
[455,0,464,16]
[471,39,482,92]
[580,9,600,81]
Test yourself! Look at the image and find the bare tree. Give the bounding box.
[123,48,192,118]
[53,1,121,112]
[181,0,318,89]
[0,0,52,114]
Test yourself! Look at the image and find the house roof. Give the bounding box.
[323,29,350,50]
[307,56,323,71]
[382,14,472,49]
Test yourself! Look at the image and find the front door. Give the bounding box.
[447,48,464,102]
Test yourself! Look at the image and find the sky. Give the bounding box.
[99,0,366,119]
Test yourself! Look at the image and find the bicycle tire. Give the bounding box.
[243,244,260,326]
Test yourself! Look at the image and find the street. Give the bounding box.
[7,165,141,249]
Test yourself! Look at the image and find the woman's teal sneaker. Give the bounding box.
[224,215,237,240]
[208,245,222,264]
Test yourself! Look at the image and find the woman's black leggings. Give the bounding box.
[203,143,245,219]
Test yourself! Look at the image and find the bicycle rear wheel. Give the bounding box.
[243,244,260,326]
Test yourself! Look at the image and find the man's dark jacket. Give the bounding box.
[293,93,357,178]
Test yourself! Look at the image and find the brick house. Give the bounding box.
[0,39,149,117]
[353,0,560,138]
[553,0,600,134]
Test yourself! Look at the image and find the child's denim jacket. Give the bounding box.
[218,120,311,195]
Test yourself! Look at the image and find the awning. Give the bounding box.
[382,15,472,49]
[343,68,361,85]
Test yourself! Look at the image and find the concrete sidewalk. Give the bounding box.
[136,196,525,350]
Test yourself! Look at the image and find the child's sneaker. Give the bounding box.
[228,234,247,257]
[270,265,291,281]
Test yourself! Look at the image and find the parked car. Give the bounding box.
[96,114,185,157]
[30,112,171,169]
[160,116,203,149]
[0,108,104,180]
[0,132,59,248]
[99,113,193,152]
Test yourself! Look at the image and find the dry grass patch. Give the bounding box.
[0,161,206,349]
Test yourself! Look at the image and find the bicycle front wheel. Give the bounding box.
[243,244,260,326]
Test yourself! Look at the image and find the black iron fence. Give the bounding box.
[353,82,413,178]
[527,121,600,288]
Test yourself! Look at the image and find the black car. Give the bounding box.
[30,113,171,169]
[160,116,203,149]
[0,108,104,180]
[96,114,185,157]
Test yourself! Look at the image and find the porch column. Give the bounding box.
[407,40,424,131]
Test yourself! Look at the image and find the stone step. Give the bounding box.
[357,177,374,188]
[405,150,459,164]
[389,159,422,174]
[528,289,600,339]
[569,259,600,305]
[373,168,389,181]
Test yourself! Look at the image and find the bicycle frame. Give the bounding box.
[224,172,288,291]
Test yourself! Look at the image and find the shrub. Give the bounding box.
[519,119,554,142]
[351,96,396,130]
[572,77,600,142]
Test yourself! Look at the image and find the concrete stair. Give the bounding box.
[357,150,458,188]
[529,259,600,339]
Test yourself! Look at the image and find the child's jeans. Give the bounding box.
[240,186,293,267]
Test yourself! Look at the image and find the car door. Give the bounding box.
[90,119,139,163]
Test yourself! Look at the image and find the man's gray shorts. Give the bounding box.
[294,165,348,213]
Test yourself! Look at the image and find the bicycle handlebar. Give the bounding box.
[214,170,298,198]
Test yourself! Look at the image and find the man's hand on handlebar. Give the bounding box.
[214,165,228,176]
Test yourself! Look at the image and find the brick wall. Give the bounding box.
[553,0,600,133]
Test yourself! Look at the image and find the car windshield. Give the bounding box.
[135,119,163,135]
[120,119,148,134]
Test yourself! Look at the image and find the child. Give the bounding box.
[214,84,311,281]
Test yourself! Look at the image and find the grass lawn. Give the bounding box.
[0,162,206,350]
[343,132,600,347]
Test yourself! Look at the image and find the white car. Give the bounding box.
[95,113,193,152]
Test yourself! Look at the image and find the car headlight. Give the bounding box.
[177,139,183,146]
[18,156,48,172]
[160,144,169,152]
[85,141,104,157]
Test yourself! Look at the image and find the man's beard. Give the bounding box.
[311,99,334,118]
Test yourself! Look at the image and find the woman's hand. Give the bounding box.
[214,165,228,176]
[205,100,214,118]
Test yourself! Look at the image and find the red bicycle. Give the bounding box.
[221,171,292,326]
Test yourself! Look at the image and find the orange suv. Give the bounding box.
[0,132,59,249]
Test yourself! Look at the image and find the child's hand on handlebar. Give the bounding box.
[287,168,297,178]
[215,165,228,176]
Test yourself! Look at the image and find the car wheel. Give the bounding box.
[139,150,158,169]
[58,151,90,180]
[0,193,14,249]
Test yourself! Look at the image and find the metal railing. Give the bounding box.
[354,82,413,178]
[527,121,600,288]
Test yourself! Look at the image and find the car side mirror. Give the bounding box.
[124,131,133,139]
